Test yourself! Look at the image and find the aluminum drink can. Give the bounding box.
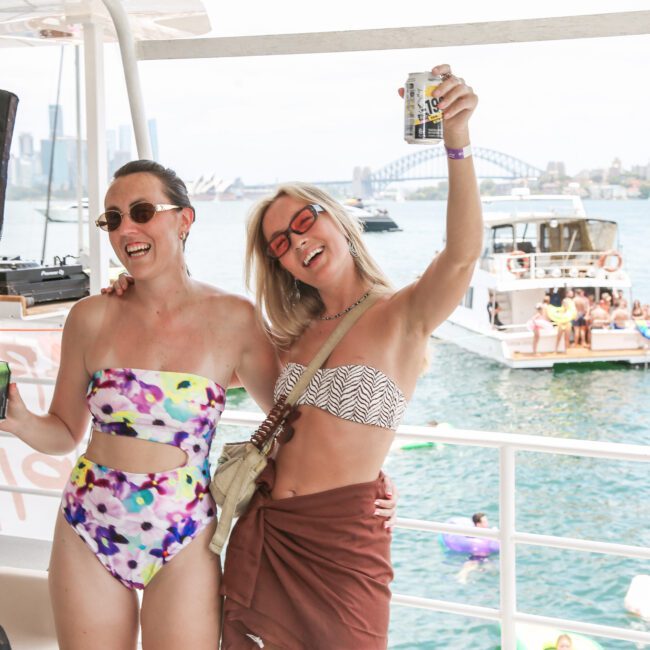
[404,72,444,145]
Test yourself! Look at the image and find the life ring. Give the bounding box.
[438,517,500,557]
[506,250,530,277]
[598,250,622,273]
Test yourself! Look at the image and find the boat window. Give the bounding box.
[514,222,537,254]
[562,222,584,253]
[540,220,591,252]
[585,220,617,251]
[491,225,514,253]
[464,287,474,309]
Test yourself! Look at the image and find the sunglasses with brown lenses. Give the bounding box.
[95,202,181,232]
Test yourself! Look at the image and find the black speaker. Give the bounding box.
[0,90,19,242]
[0,623,12,649]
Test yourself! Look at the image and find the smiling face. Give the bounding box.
[104,172,191,280]
[261,194,351,287]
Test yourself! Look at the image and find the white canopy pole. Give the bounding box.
[101,0,152,160]
[75,44,84,258]
[83,18,109,294]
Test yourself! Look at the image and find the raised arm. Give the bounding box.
[231,300,280,413]
[2,299,94,454]
[401,64,483,336]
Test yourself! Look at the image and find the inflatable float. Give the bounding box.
[392,422,449,452]
[438,517,499,556]
[500,623,604,649]
[635,319,650,340]
[625,574,650,619]
[546,302,578,325]
[526,314,554,332]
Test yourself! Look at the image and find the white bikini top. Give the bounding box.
[274,362,408,431]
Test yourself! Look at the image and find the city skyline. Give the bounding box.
[1,1,649,187]
[8,103,159,197]
[7,104,649,191]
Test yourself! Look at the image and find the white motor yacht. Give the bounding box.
[434,190,650,368]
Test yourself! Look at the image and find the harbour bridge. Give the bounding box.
[363,146,543,191]
[220,147,544,197]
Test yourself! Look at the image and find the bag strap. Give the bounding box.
[284,290,380,406]
[248,289,380,452]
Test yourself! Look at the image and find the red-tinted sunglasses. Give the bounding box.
[266,204,324,259]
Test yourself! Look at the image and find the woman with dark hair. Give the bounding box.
[0,160,281,648]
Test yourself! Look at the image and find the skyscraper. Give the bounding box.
[48,104,63,138]
[118,125,131,157]
[19,133,34,157]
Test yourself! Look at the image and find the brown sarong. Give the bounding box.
[221,461,393,650]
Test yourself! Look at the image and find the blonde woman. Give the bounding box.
[220,63,481,649]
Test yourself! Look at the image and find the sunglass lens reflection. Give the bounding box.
[270,237,290,258]
[131,203,156,223]
[292,209,316,233]
[104,211,122,231]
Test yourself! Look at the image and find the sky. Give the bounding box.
[1,0,650,185]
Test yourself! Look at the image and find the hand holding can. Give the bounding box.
[401,64,478,147]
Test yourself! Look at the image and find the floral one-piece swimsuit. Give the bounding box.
[60,367,226,590]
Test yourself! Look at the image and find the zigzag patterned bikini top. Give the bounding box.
[274,362,408,431]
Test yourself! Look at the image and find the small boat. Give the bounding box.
[36,199,89,223]
[343,199,400,232]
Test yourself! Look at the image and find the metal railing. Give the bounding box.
[2,403,650,648]
[481,251,625,282]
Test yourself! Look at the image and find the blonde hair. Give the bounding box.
[245,182,392,348]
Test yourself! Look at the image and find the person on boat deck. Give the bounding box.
[527,302,553,355]
[601,291,613,312]
[487,299,505,329]
[590,299,610,330]
[585,293,596,344]
[549,287,563,307]
[631,299,644,319]
[1,160,399,650]
[555,633,574,649]
[572,288,589,347]
[554,294,576,354]
[610,299,630,330]
[216,63,481,650]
